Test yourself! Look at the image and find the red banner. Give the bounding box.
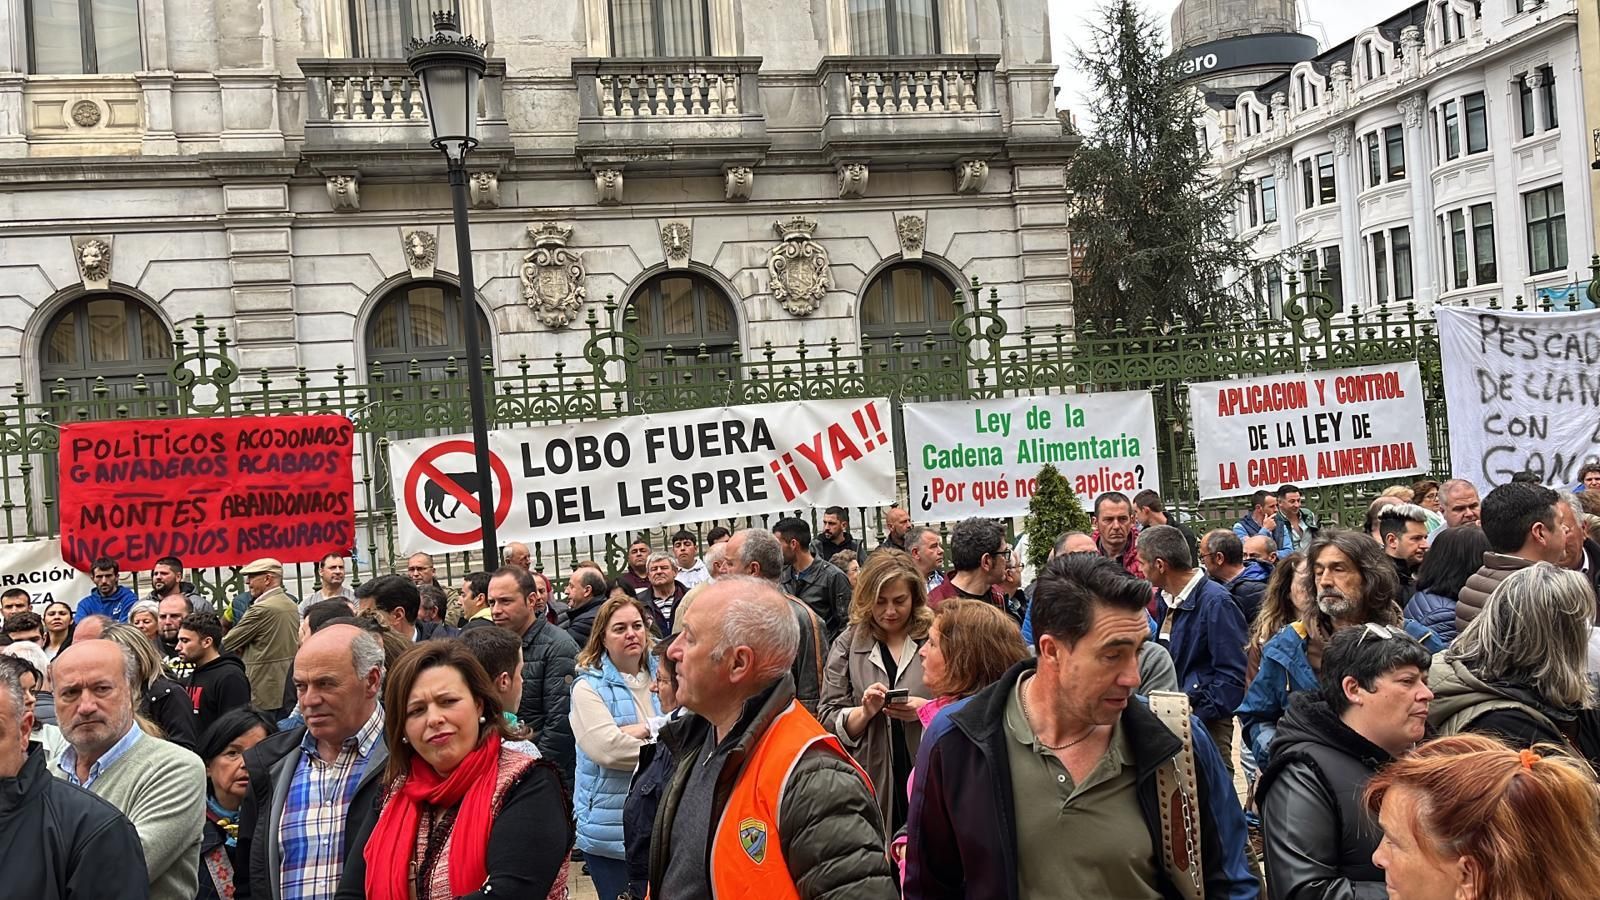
[58,415,356,572]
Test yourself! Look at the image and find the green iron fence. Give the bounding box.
[13,260,1589,601]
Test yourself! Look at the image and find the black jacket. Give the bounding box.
[647,676,896,900]
[904,660,1258,900]
[781,558,853,640]
[196,815,236,900]
[1256,692,1390,900]
[626,719,680,899]
[236,722,389,900]
[517,616,580,790]
[415,620,460,640]
[147,674,199,752]
[187,654,252,738]
[0,743,149,900]
[563,595,606,649]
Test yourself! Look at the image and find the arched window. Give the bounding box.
[364,280,491,386]
[859,263,960,357]
[40,294,174,416]
[625,271,740,378]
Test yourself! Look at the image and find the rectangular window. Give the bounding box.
[1384,125,1405,180]
[1266,262,1284,318]
[1525,185,1568,275]
[1450,209,1468,289]
[1393,226,1414,301]
[1464,92,1488,154]
[25,0,142,73]
[1540,66,1558,130]
[1262,176,1278,224]
[1517,75,1535,138]
[611,0,713,56]
[1322,246,1344,310]
[1442,99,1461,160]
[1366,132,1382,188]
[1363,42,1374,80]
[1372,231,1390,305]
[1472,202,1496,283]
[1301,158,1315,208]
[1316,151,1336,204]
[847,0,941,55]
[1438,2,1452,44]
[1245,181,1260,229]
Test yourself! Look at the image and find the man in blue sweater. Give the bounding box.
[1141,525,1249,778]
[74,556,139,623]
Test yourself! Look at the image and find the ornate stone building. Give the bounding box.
[1204,0,1593,313]
[0,0,1075,412]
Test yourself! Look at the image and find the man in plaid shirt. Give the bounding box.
[237,624,389,900]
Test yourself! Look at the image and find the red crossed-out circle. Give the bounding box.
[402,440,514,546]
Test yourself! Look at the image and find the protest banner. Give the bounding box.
[902,392,1160,519]
[389,399,897,553]
[57,415,356,572]
[0,538,97,612]
[1437,306,1600,490]
[1189,363,1428,500]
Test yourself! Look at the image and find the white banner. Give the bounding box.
[1189,363,1429,500]
[389,399,897,553]
[0,539,97,614]
[902,392,1161,520]
[1437,306,1600,490]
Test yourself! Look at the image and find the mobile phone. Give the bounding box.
[885,688,910,705]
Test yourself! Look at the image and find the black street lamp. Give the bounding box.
[408,11,498,566]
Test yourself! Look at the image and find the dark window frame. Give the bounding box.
[1372,231,1390,305]
[1261,175,1278,224]
[1464,91,1488,154]
[1393,226,1414,301]
[1524,185,1568,275]
[1316,151,1336,205]
[625,270,741,375]
[1471,202,1497,284]
[846,0,943,56]
[1384,124,1406,180]
[1442,99,1461,159]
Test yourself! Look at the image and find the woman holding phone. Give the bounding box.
[820,549,933,835]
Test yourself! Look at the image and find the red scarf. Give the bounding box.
[365,731,502,900]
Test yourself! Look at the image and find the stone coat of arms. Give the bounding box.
[768,217,832,317]
[521,223,587,329]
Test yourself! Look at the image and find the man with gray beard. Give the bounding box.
[1236,529,1445,771]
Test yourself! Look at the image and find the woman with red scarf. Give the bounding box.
[336,641,573,900]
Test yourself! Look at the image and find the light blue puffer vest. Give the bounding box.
[574,655,660,858]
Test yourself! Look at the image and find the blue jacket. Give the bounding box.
[1233,514,1292,556]
[905,660,1258,900]
[1403,591,1459,646]
[1238,619,1444,769]
[1153,575,1250,724]
[75,585,138,622]
[574,656,659,859]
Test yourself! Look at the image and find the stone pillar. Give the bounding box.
[1398,94,1437,303]
[1330,125,1362,306]
[1012,164,1074,329]
[220,181,300,373]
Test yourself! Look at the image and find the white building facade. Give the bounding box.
[0,0,1073,413]
[1206,0,1592,314]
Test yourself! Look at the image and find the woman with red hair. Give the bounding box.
[1365,733,1600,899]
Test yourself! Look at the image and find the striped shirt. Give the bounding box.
[278,706,384,900]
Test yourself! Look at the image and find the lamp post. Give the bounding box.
[408,12,498,567]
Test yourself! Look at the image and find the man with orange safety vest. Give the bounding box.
[647,576,897,899]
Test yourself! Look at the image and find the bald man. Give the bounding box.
[236,624,388,900]
[651,578,895,899]
[504,542,532,571]
[53,640,206,900]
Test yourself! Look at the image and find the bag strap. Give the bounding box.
[1148,691,1204,900]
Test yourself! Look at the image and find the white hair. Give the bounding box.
[709,576,799,682]
[646,551,678,571]
[703,542,728,571]
[351,629,385,681]
[2,642,51,690]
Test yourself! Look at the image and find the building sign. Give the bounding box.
[1173,33,1320,81]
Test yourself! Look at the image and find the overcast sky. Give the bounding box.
[1051,0,1418,119]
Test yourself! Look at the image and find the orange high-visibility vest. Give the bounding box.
[705,700,875,900]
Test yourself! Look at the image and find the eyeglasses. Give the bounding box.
[1358,622,1402,643]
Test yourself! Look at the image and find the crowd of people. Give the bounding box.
[6,483,1600,900]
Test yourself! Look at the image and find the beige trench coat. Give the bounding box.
[818,622,929,832]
